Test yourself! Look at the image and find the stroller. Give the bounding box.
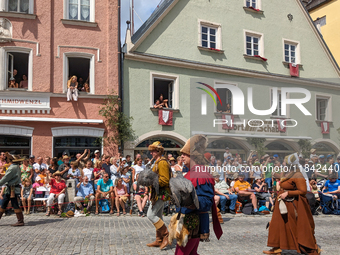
[319,192,340,215]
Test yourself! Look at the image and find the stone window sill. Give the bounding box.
[198,46,224,54]
[243,54,267,62]
[316,120,332,124]
[282,61,303,68]
[0,11,36,19]
[61,19,98,28]
[243,6,264,14]
[150,107,179,113]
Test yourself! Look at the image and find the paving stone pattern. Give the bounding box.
[0,213,338,255]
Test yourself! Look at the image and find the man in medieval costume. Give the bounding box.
[175,135,223,254]
[0,153,25,226]
[146,141,171,250]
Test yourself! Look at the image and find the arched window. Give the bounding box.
[135,137,183,159]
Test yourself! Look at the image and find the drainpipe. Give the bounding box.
[118,0,124,153]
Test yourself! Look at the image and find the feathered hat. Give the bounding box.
[148,141,164,154]
[180,135,209,164]
[6,153,24,163]
[284,153,299,166]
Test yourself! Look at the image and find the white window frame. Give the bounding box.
[63,52,95,94]
[244,0,261,9]
[315,94,331,122]
[198,19,222,50]
[150,72,179,110]
[63,0,95,22]
[0,46,33,91]
[3,0,34,14]
[270,88,290,118]
[244,30,264,57]
[283,39,300,64]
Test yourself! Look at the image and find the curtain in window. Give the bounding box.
[8,0,18,12]
[81,0,90,21]
[20,0,29,13]
[69,0,78,20]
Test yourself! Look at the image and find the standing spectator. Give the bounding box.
[110,157,121,184]
[102,155,112,178]
[33,157,47,183]
[21,179,33,214]
[167,153,173,162]
[175,156,183,172]
[133,173,149,217]
[334,156,340,180]
[263,154,273,190]
[121,164,131,191]
[213,172,237,214]
[114,178,128,216]
[82,160,94,187]
[95,173,115,215]
[93,160,105,183]
[48,158,59,176]
[20,157,33,182]
[44,156,51,169]
[210,156,217,167]
[0,152,7,168]
[58,155,71,180]
[45,171,66,216]
[169,157,176,173]
[19,74,28,89]
[234,173,262,215]
[314,155,329,179]
[126,155,132,167]
[29,155,36,168]
[273,154,279,163]
[92,150,101,165]
[75,149,90,172]
[74,176,95,212]
[224,147,232,162]
[132,157,145,183]
[13,69,21,84]
[216,160,225,182]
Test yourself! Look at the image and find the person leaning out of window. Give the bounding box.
[67,75,79,102]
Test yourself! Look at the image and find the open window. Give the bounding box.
[63,52,95,94]
[151,73,179,110]
[153,78,174,109]
[316,96,331,121]
[7,51,29,89]
[216,88,232,113]
[68,57,90,92]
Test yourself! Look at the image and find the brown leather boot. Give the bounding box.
[263,248,282,254]
[11,210,24,227]
[159,224,169,250]
[147,229,162,247]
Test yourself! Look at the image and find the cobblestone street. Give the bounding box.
[0,213,338,255]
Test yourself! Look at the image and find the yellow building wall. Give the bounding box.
[309,0,340,65]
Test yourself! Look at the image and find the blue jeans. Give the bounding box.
[265,178,272,189]
[218,194,238,211]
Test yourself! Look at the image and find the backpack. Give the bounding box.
[63,202,75,213]
[242,202,253,215]
[99,199,110,213]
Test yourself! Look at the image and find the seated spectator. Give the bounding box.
[153,99,163,108]
[310,180,320,202]
[75,176,95,212]
[38,168,48,185]
[20,157,33,182]
[77,77,84,91]
[95,173,115,215]
[8,78,18,88]
[121,164,131,192]
[213,172,237,214]
[132,157,145,183]
[252,177,274,211]
[322,173,340,200]
[114,178,128,216]
[48,158,59,176]
[19,74,28,89]
[58,155,71,180]
[45,171,66,216]
[234,173,262,215]
[21,178,33,215]
[133,173,148,217]
[67,161,82,186]
[67,75,79,101]
[83,82,90,93]
[159,94,169,108]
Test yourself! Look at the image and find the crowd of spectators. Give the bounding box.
[0,146,339,217]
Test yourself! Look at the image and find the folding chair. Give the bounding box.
[319,192,335,214]
[32,186,50,213]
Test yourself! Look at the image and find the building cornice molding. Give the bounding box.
[125,51,340,90]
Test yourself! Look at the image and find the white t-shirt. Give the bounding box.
[110,164,121,184]
[83,168,94,181]
[133,165,145,178]
[224,152,232,159]
[32,163,47,181]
